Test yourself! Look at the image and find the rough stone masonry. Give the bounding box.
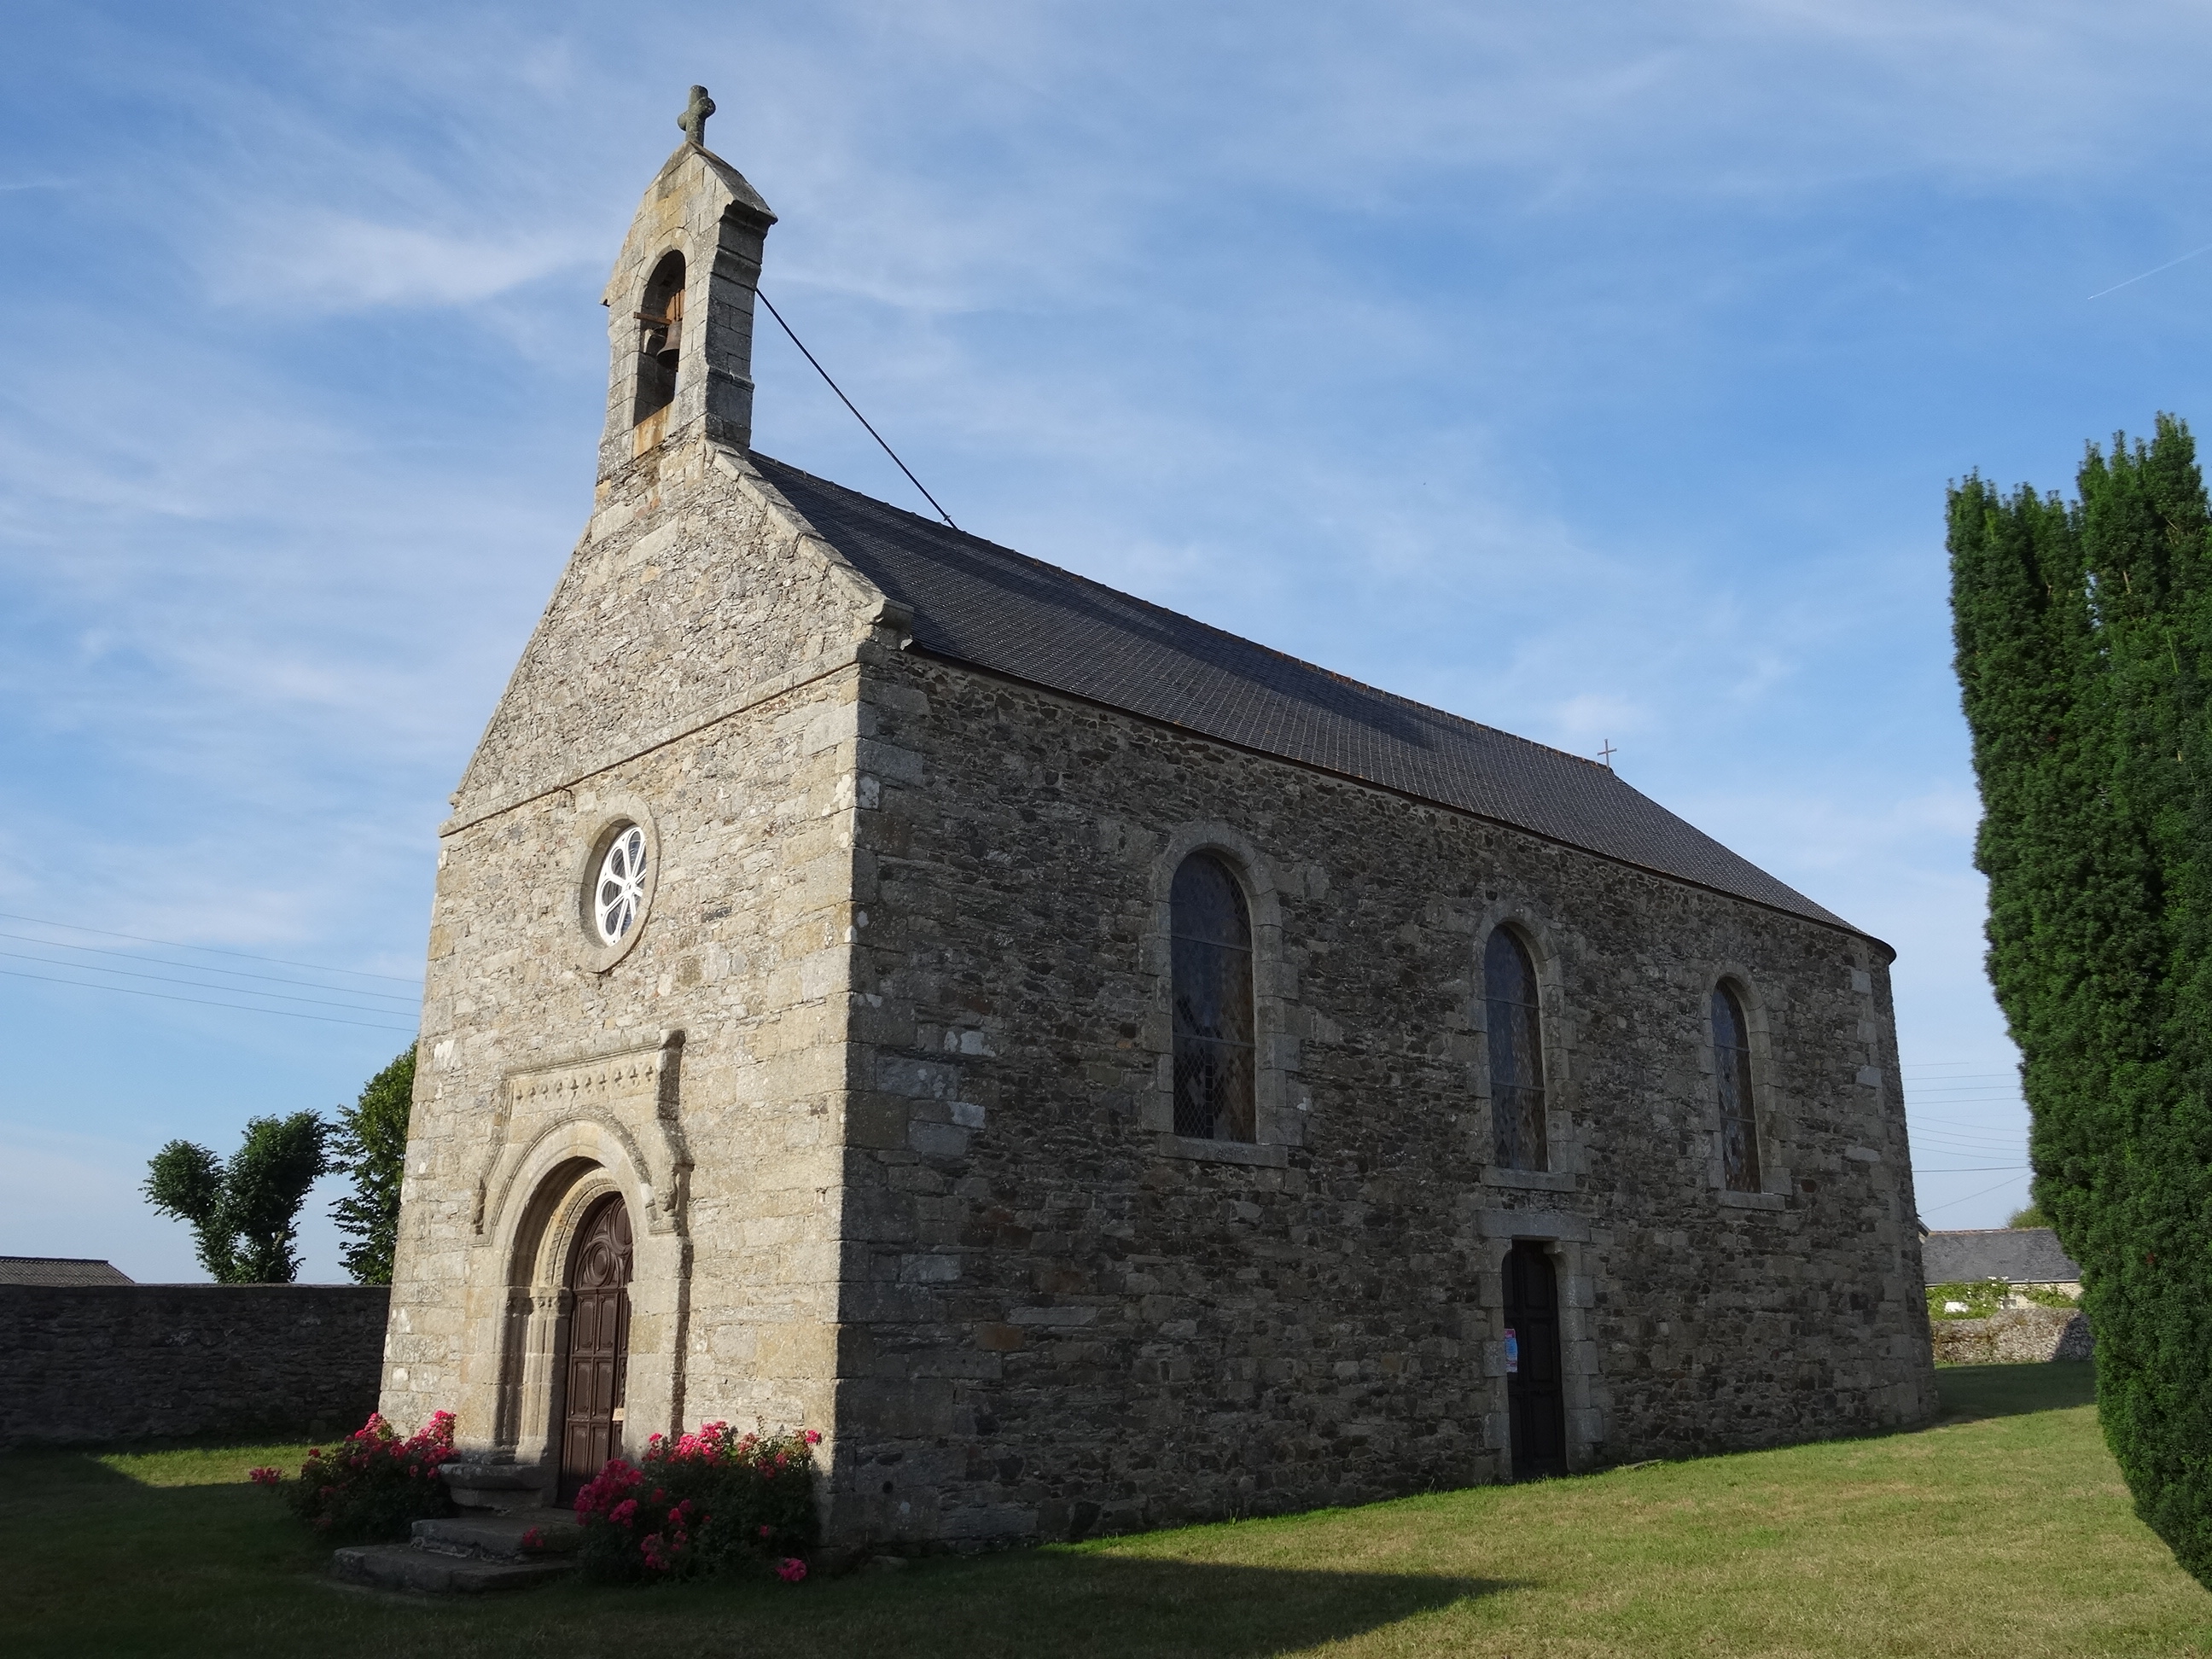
[379,103,1937,1551]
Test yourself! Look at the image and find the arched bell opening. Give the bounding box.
[631,250,686,433]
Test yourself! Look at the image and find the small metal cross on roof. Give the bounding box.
[678,84,715,148]
[1599,740,1616,768]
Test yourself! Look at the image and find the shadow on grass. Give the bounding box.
[1,1446,1507,1659]
[525,1550,1513,1659]
[1936,1360,2095,1425]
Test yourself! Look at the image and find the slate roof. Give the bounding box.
[1922,1229,2081,1286]
[752,454,1860,935]
[0,1256,134,1286]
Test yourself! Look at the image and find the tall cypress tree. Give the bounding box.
[1949,416,2212,1585]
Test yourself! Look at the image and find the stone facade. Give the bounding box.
[1930,1307,2093,1365]
[824,652,1934,1541]
[380,123,1937,1551]
[1,1284,387,1447]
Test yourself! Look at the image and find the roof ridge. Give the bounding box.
[748,451,1619,779]
[743,449,1866,941]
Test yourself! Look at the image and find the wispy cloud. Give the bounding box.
[209,213,595,311]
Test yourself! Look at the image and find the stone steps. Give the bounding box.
[330,1543,575,1595]
[329,1506,581,1595]
[415,1508,582,1560]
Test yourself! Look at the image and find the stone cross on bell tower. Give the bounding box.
[594,85,777,476]
[678,85,714,148]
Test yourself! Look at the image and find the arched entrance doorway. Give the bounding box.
[557,1191,633,1499]
[1504,1239,1567,1480]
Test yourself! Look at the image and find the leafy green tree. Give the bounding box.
[1949,414,2212,1586]
[143,1112,331,1284]
[143,1139,233,1280]
[331,1045,416,1285]
[2006,1203,2049,1229]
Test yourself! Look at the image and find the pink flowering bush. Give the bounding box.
[573,1422,820,1583]
[273,1410,457,1542]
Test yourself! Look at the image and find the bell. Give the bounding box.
[649,291,684,367]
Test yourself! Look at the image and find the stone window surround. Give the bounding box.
[1472,1209,1605,1476]
[1469,900,1580,1194]
[1694,961,1791,1211]
[570,790,662,974]
[1140,821,1301,1168]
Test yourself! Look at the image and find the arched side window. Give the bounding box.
[1712,983,1761,1192]
[632,251,686,428]
[1484,927,1547,1171]
[1170,852,1256,1143]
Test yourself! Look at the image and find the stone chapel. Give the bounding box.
[381,96,1938,1550]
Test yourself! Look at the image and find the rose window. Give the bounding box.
[593,824,649,945]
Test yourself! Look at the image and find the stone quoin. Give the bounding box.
[379,92,1938,1550]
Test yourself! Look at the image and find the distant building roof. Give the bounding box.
[0,1256,135,1286]
[751,455,1868,940]
[1922,1229,2080,1285]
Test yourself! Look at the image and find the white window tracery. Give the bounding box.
[593,824,649,946]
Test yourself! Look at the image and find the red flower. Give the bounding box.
[777,1557,807,1583]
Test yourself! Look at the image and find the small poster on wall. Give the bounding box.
[1505,1327,1519,1375]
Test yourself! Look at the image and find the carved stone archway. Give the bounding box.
[467,1033,692,1476]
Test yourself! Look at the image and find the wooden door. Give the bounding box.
[1504,1240,1567,1480]
[558,1193,633,1499]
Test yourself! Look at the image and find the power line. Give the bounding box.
[0,965,417,1033]
[1923,1171,2032,1214]
[756,288,960,531]
[1912,1164,2031,1173]
[0,909,421,985]
[0,949,414,1016]
[0,930,420,1002]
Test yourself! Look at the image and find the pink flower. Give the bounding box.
[610,1499,638,1528]
[777,1557,807,1583]
[247,1466,282,1487]
[802,1429,822,1446]
[757,1524,771,1540]
[520,1527,546,1551]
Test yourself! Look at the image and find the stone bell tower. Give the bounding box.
[597,85,777,474]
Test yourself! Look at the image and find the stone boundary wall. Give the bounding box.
[0,1284,389,1448]
[1930,1305,2092,1365]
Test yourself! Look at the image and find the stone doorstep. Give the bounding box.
[330,1543,574,1597]
[414,1508,582,1562]
[327,1508,583,1596]
[439,1459,552,1511]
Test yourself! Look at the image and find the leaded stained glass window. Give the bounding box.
[1171,853,1256,1142]
[1713,984,1761,1192]
[1484,928,1547,1171]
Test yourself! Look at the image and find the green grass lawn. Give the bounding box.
[3,1363,2204,1657]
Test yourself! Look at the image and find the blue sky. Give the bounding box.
[8,1,2209,1278]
